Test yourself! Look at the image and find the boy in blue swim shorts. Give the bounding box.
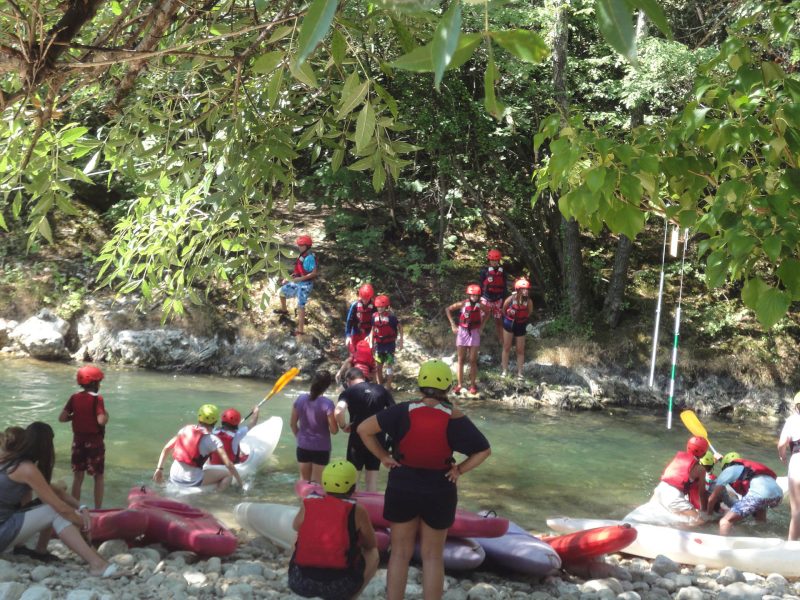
[277,235,318,336]
[368,295,402,390]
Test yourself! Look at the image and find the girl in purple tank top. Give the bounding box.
[291,370,338,483]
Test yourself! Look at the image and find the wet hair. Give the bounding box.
[419,387,451,403]
[0,422,55,482]
[308,370,333,401]
[345,368,366,383]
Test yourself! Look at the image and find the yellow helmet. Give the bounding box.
[720,452,741,470]
[699,450,715,467]
[417,359,453,391]
[322,460,357,494]
[197,404,220,425]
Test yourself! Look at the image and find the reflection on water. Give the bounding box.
[0,358,791,536]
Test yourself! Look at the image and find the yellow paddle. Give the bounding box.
[244,367,300,420]
[679,409,720,456]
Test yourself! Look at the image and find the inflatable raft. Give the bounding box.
[128,487,237,556]
[543,524,637,564]
[90,508,149,543]
[547,516,800,576]
[474,513,561,576]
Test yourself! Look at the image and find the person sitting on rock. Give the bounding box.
[708,452,782,535]
[289,460,379,600]
[651,436,709,525]
[153,404,243,491]
[208,406,260,465]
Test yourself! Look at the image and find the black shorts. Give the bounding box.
[347,434,383,471]
[383,485,458,530]
[288,557,365,600]
[502,318,527,337]
[296,447,331,466]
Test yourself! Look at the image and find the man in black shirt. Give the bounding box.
[335,368,395,491]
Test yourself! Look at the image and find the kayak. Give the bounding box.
[623,500,721,528]
[128,486,237,556]
[234,502,390,552]
[474,512,561,576]
[542,524,637,564]
[547,516,800,576]
[90,508,149,543]
[294,480,508,539]
[415,538,485,570]
[205,416,283,479]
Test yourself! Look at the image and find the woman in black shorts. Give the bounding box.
[357,360,490,600]
[501,278,534,379]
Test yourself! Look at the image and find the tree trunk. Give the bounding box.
[603,12,648,327]
[552,0,590,322]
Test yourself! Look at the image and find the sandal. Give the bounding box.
[452,385,462,394]
[468,385,478,394]
[13,547,57,562]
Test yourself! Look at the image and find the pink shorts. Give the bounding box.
[480,297,503,319]
[456,327,480,348]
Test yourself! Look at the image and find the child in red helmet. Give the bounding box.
[479,249,508,344]
[345,283,376,356]
[446,284,489,395]
[58,366,109,508]
[648,436,710,526]
[368,295,403,390]
[277,235,318,336]
[208,403,261,465]
[336,339,377,386]
[501,278,534,379]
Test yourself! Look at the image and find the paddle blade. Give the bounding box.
[269,367,300,397]
[680,410,708,439]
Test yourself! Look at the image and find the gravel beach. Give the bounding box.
[4,529,800,600]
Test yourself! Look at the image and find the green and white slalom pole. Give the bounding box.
[648,218,669,388]
[667,228,689,430]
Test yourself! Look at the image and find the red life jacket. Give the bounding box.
[372,313,397,344]
[458,300,482,330]
[353,343,375,373]
[208,429,240,465]
[689,472,718,510]
[505,297,530,323]
[482,266,506,296]
[172,425,209,468]
[396,402,453,470]
[67,392,104,435]
[726,459,777,496]
[292,252,314,278]
[294,494,357,569]
[355,301,375,334]
[660,451,698,494]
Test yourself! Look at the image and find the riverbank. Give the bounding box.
[10,529,800,600]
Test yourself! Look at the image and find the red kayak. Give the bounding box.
[542,524,637,564]
[90,508,149,544]
[294,480,508,539]
[127,487,237,556]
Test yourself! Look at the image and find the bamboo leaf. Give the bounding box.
[355,102,376,153]
[626,0,672,39]
[296,0,338,66]
[252,51,284,74]
[337,76,369,120]
[431,0,462,90]
[491,29,549,64]
[596,0,637,64]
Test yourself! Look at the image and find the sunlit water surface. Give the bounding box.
[1,358,791,537]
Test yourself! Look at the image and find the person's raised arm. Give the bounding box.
[447,448,491,483]
[248,405,260,428]
[153,436,177,483]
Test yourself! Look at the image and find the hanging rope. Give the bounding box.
[648,218,669,389]
[667,228,689,430]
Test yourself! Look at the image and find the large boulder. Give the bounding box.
[9,310,69,359]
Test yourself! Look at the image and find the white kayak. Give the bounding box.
[623,501,721,528]
[548,516,800,577]
[205,416,283,478]
[236,502,298,550]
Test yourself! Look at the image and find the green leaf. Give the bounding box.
[331,29,346,68]
[267,67,284,108]
[331,147,344,173]
[254,0,267,11]
[762,235,782,262]
[355,102,376,153]
[756,285,791,329]
[607,203,645,239]
[448,33,482,70]
[777,259,800,299]
[110,1,122,15]
[626,0,672,39]
[83,150,101,174]
[372,164,387,192]
[37,218,53,243]
[585,167,606,193]
[295,0,338,66]
[491,30,549,64]
[348,156,373,171]
[431,0,462,90]
[373,81,398,119]
[705,250,729,288]
[483,56,504,119]
[252,51,283,74]
[58,126,89,146]
[337,75,369,120]
[290,60,318,87]
[596,0,637,63]
[392,46,432,72]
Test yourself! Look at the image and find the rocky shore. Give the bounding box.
[5,531,799,600]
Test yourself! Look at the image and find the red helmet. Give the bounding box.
[76,366,104,386]
[686,436,709,458]
[466,284,481,296]
[374,295,390,308]
[487,249,502,261]
[221,409,242,427]
[358,283,375,302]
[514,278,531,290]
[296,235,313,247]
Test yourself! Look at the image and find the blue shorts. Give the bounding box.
[280,281,313,307]
[730,493,782,518]
[502,318,527,337]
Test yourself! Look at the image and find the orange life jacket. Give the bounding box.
[660,451,697,494]
[294,494,357,569]
[372,313,397,344]
[396,402,453,470]
[458,300,482,330]
[172,425,208,468]
[505,297,530,323]
[482,266,506,296]
[208,429,240,465]
[355,301,375,334]
[292,252,314,278]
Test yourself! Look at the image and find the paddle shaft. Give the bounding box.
[667,228,689,430]
[648,218,669,389]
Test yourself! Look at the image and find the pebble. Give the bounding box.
[18,587,51,600]
[717,567,746,586]
[0,582,24,600]
[29,567,53,583]
[651,555,681,577]
[674,587,705,600]
[717,582,768,600]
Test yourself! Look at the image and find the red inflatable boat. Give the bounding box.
[294,480,508,539]
[542,524,638,564]
[90,508,149,544]
[127,487,237,556]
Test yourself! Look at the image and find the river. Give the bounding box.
[1,358,791,537]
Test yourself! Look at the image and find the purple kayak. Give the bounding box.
[475,513,561,576]
[413,537,485,571]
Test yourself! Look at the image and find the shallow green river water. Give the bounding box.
[1,358,791,537]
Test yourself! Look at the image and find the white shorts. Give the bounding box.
[789,452,800,482]
[651,481,694,513]
[2,505,71,553]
